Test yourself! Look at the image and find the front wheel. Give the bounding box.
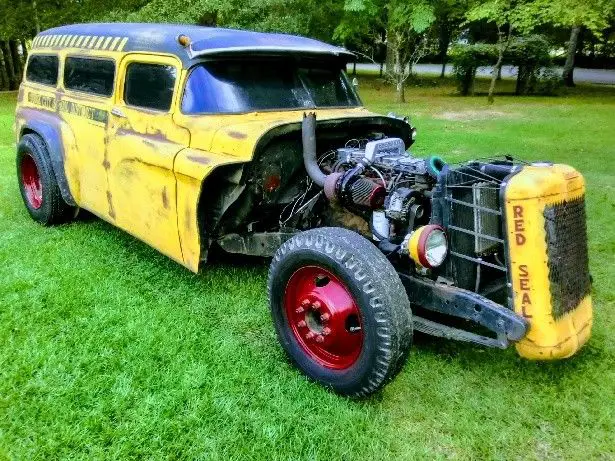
[16,134,75,225]
[268,227,413,397]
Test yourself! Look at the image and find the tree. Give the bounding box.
[434,0,469,77]
[466,0,543,102]
[533,0,615,86]
[337,0,436,103]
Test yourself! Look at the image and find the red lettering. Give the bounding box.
[513,206,524,218]
[516,233,526,245]
[514,220,525,232]
[518,264,532,314]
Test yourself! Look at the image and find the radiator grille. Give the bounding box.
[544,197,591,319]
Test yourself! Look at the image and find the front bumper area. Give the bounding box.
[398,273,528,349]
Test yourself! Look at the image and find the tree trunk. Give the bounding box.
[393,47,405,103]
[0,41,17,90]
[9,40,22,81]
[32,0,41,34]
[20,39,28,64]
[379,62,383,78]
[396,81,405,103]
[563,26,581,87]
[488,51,505,104]
[438,25,451,78]
[0,47,9,91]
[352,61,356,76]
[385,32,395,78]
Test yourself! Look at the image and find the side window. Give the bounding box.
[124,63,177,111]
[26,55,59,86]
[64,57,115,97]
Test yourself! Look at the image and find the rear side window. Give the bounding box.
[64,57,115,97]
[124,63,176,111]
[26,55,59,86]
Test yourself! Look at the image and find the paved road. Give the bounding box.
[350,63,615,85]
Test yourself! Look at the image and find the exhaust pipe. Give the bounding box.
[302,112,326,187]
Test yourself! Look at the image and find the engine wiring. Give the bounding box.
[279,149,336,227]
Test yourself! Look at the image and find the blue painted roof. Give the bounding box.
[35,23,354,67]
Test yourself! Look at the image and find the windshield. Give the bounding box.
[181,59,361,114]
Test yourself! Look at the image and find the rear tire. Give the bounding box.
[16,134,75,225]
[268,227,413,397]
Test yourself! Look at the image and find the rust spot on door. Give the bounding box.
[106,191,116,219]
[161,186,169,209]
[184,208,192,234]
[187,155,210,165]
[227,130,247,139]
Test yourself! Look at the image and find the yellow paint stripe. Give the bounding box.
[57,35,66,47]
[32,37,39,47]
[95,36,105,49]
[109,37,120,52]
[82,36,92,48]
[67,35,77,47]
[63,35,72,47]
[118,37,129,52]
[40,36,48,47]
[51,35,60,47]
[90,36,100,49]
[44,35,52,47]
[101,36,112,50]
[74,36,84,48]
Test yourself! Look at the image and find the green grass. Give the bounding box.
[1,78,615,460]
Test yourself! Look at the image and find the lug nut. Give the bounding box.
[315,335,325,343]
[305,331,315,340]
[320,313,330,322]
[295,307,305,314]
[312,301,322,310]
[297,320,307,328]
[322,327,331,336]
[301,299,310,307]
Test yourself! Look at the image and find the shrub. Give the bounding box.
[534,67,562,95]
[450,43,497,95]
[506,35,554,95]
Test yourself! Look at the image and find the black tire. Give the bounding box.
[268,227,413,397]
[16,134,75,225]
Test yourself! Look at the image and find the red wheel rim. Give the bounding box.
[284,266,363,370]
[21,154,43,209]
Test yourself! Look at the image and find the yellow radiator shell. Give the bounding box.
[504,164,592,359]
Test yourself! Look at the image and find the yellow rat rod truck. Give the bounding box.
[15,24,592,396]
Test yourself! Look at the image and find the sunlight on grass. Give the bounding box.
[0,81,614,460]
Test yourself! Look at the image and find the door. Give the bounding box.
[106,54,190,264]
[60,55,115,214]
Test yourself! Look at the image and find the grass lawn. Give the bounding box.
[1,77,614,460]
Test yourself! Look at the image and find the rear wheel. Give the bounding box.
[16,134,75,225]
[268,227,413,397]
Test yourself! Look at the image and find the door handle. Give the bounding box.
[111,107,127,118]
